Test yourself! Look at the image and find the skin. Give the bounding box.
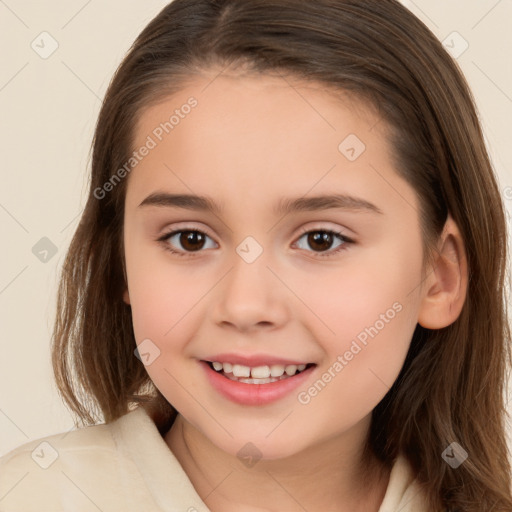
[122,69,468,512]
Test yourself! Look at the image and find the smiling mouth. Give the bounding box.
[204,360,317,384]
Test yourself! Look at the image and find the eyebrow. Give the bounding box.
[138,192,383,216]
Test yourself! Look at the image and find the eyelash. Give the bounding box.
[157,226,354,259]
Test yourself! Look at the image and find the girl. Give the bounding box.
[1,0,511,511]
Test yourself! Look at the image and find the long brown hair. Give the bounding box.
[51,0,512,509]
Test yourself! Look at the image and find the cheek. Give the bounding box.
[290,249,420,346]
[291,239,422,396]
[125,252,216,405]
[125,240,203,342]
[295,294,418,428]
[125,254,207,405]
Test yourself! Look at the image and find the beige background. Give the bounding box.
[0,0,511,457]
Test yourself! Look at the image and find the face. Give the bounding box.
[122,71,427,460]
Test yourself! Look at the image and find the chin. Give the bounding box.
[211,432,307,463]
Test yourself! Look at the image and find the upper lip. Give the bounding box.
[201,353,315,367]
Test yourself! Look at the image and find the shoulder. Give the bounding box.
[378,454,431,512]
[2,417,116,458]
[0,409,144,512]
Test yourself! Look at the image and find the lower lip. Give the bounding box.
[200,360,316,406]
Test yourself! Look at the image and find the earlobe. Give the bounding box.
[123,288,131,305]
[417,215,468,329]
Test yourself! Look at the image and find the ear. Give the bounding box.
[123,288,131,305]
[417,214,468,329]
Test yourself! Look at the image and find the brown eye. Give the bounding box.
[294,229,352,257]
[159,229,217,255]
[178,231,207,251]
[307,232,335,251]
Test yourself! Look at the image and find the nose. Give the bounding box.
[211,250,290,332]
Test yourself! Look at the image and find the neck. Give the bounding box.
[164,414,390,512]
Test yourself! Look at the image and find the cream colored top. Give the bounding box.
[0,406,429,511]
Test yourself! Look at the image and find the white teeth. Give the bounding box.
[232,364,251,377]
[210,361,310,379]
[285,365,297,376]
[251,365,271,378]
[226,375,281,384]
[270,364,286,377]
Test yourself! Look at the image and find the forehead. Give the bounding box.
[133,71,382,149]
[125,72,418,219]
